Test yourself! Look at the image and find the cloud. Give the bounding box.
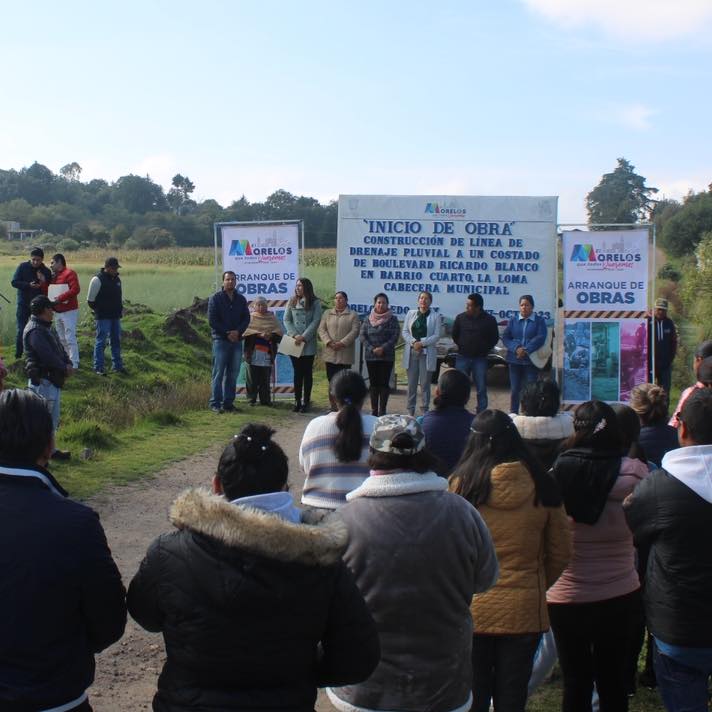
[522,0,712,41]
[616,104,657,130]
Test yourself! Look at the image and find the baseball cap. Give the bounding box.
[369,414,425,455]
[654,298,668,310]
[104,257,121,269]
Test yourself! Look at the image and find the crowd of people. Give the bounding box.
[4,257,712,712]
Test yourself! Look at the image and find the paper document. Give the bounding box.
[277,334,305,358]
[48,284,69,300]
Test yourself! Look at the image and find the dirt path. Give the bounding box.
[88,375,511,710]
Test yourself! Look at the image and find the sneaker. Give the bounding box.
[210,405,223,414]
[51,450,71,461]
[95,369,107,376]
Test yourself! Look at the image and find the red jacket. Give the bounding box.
[51,267,80,313]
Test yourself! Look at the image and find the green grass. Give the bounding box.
[50,405,292,500]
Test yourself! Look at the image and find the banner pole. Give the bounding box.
[213,222,220,292]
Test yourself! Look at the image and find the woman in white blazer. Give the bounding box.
[402,291,442,416]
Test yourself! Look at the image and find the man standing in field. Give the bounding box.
[649,298,677,396]
[208,271,250,413]
[11,246,51,359]
[87,257,126,376]
[50,253,81,369]
[625,388,712,712]
[451,293,500,413]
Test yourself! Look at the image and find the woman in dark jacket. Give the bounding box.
[127,423,379,712]
[629,383,679,467]
[360,292,400,415]
[421,367,474,475]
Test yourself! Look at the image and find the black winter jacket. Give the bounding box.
[23,315,71,386]
[91,269,123,319]
[452,310,500,358]
[0,464,127,710]
[127,489,380,712]
[11,260,51,306]
[625,455,712,647]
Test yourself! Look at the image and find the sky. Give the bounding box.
[2,0,711,223]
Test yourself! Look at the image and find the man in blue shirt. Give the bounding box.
[208,271,250,413]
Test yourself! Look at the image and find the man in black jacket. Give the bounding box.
[451,293,500,412]
[649,297,677,396]
[625,388,712,712]
[87,256,125,375]
[0,388,126,711]
[24,294,73,460]
[11,246,51,358]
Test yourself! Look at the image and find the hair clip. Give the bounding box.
[261,445,267,451]
[343,397,352,405]
[593,419,606,434]
[246,436,252,441]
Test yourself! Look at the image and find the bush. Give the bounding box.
[57,237,80,252]
[658,263,681,282]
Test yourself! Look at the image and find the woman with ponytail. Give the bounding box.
[547,400,649,712]
[299,370,377,508]
[450,409,571,712]
[127,423,380,711]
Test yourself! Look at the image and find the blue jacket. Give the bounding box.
[502,315,547,366]
[421,406,475,475]
[0,463,126,710]
[208,289,250,341]
[11,260,51,307]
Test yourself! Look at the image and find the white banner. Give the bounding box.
[220,222,299,299]
[337,195,558,322]
[218,221,300,396]
[562,229,649,311]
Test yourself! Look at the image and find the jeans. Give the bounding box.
[472,632,542,712]
[16,303,30,358]
[406,351,432,415]
[28,378,61,441]
[456,355,488,412]
[94,318,122,371]
[508,362,539,414]
[55,309,80,367]
[210,339,243,409]
[654,645,712,712]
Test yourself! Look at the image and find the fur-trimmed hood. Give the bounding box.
[170,488,348,566]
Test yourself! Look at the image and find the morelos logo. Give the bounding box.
[570,244,597,262]
[229,240,253,256]
[424,202,466,216]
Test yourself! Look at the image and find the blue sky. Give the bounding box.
[3,0,711,222]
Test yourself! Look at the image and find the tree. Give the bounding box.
[586,158,658,227]
[661,190,712,256]
[167,173,196,215]
[59,162,82,182]
[112,174,168,213]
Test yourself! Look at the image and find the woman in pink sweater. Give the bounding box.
[547,400,648,712]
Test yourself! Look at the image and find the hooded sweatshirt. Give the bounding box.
[624,444,712,648]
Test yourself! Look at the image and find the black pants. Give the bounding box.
[248,364,272,404]
[16,303,30,358]
[290,354,314,404]
[548,589,642,712]
[472,632,541,712]
[366,359,393,388]
[325,362,350,381]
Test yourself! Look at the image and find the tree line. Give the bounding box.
[0,162,337,250]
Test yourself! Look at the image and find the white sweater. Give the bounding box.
[299,412,378,509]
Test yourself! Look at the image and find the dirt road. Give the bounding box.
[88,374,511,710]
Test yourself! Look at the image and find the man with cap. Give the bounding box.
[23,294,73,460]
[650,298,677,395]
[11,246,52,359]
[87,257,126,376]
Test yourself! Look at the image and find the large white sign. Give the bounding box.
[337,195,558,322]
[220,222,299,299]
[562,229,649,311]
